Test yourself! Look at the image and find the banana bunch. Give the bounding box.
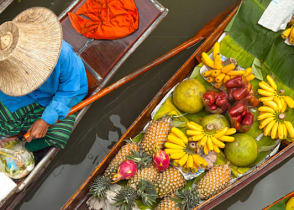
[257,98,294,140]
[258,75,294,110]
[281,27,294,44]
[201,42,255,88]
[186,121,236,155]
[164,127,208,172]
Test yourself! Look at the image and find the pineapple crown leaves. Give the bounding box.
[136,179,158,207]
[114,186,138,210]
[126,150,152,169]
[170,188,200,210]
[89,176,111,200]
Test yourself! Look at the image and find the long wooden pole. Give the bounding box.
[23,8,232,140]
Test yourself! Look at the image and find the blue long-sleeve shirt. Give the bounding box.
[0,40,88,125]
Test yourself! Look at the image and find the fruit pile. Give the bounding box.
[87,41,293,210]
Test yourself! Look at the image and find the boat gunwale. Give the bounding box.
[0,0,168,208]
[62,3,294,209]
[263,191,294,209]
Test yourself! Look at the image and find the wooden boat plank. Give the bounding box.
[79,0,163,78]
[263,191,294,209]
[61,0,163,79]
[61,4,237,209]
[0,0,13,14]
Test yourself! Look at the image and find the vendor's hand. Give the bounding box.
[27,119,50,142]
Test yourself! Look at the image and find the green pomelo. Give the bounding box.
[201,114,229,132]
[224,134,258,167]
[172,79,206,113]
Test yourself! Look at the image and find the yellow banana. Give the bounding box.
[259,81,276,92]
[187,130,203,136]
[258,106,275,113]
[281,27,291,39]
[186,121,203,131]
[203,144,209,155]
[215,73,225,83]
[207,136,214,151]
[244,67,252,76]
[192,156,200,168]
[274,97,282,111]
[283,123,288,139]
[201,52,215,69]
[271,122,279,139]
[258,113,274,121]
[246,74,255,81]
[214,127,228,138]
[198,155,208,166]
[225,128,236,135]
[211,70,221,77]
[206,77,214,83]
[259,97,274,102]
[284,121,294,138]
[278,122,284,140]
[214,54,223,70]
[164,142,184,149]
[227,70,245,76]
[219,136,235,142]
[186,155,194,169]
[263,101,279,111]
[264,120,275,136]
[213,42,220,60]
[189,134,204,141]
[258,89,275,97]
[171,127,188,143]
[213,144,220,153]
[284,96,294,108]
[165,148,185,154]
[211,136,225,148]
[266,75,277,90]
[221,63,235,73]
[199,135,208,147]
[177,154,189,167]
[202,70,214,77]
[289,27,294,44]
[259,117,274,129]
[281,98,287,112]
[213,82,222,89]
[169,152,186,160]
[223,75,231,83]
[167,134,186,147]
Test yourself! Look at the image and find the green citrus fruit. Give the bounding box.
[286,197,294,210]
[224,134,258,167]
[201,114,229,132]
[172,79,206,113]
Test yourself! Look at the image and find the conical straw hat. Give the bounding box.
[0,7,62,96]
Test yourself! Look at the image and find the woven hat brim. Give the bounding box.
[0,7,62,96]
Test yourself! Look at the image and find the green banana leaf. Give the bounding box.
[268,197,289,210]
[228,0,294,90]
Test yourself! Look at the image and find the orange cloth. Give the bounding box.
[68,0,139,40]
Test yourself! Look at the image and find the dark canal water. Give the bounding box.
[1,0,293,209]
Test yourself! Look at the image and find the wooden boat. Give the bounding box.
[62,3,294,210]
[0,0,13,14]
[263,191,294,210]
[0,0,168,209]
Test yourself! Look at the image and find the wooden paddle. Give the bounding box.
[23,7,234,140]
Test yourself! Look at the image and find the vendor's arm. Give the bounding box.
[28,41,88,140]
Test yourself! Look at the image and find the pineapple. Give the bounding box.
[155,195,180,210]
[89,176,111,199]
[140,118,171,155]
[156,188,200,210]
[197,164,231,200]
[126,150,152,169]
[115,180,157,209]
[104,141,139,179]
[127,165,159,188]
[155,167,186,198]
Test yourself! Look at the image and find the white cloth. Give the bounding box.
[0,173,16,201]
[258,0,294,32]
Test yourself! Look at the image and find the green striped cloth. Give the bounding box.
[0,102,77,152]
